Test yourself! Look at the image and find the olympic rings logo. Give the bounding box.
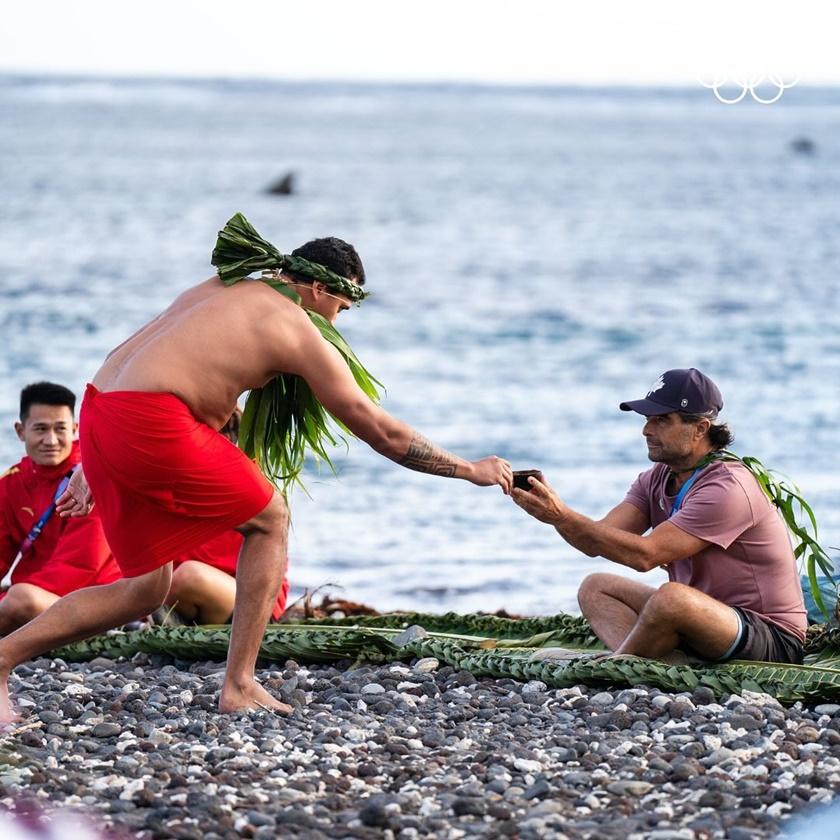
[698,74,799,105]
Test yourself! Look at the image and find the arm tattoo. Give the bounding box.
[398,432,459,477]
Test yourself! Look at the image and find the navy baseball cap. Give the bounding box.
[620,368,723,417]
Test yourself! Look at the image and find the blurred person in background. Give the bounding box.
[0,382,120,635]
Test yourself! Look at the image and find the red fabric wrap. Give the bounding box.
[80,384,274,578]
[176,532,290,620]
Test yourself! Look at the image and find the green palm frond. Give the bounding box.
[306,611,601,646]
[716,450,837,619]
[212,212,368,302]
[804,624,840,669]
[237,312,382,492]
[209,214,383,493]
[47,611,840,705]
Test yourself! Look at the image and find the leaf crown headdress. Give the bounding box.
[210,213,382,494]
[212,212,369,303]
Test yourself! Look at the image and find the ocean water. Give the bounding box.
[1,76,839,615]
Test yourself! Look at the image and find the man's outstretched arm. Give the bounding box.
[291,324,512,492]
[512,476,708,571]
[398,431,461,477]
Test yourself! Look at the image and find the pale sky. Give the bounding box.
[1,0,835,85]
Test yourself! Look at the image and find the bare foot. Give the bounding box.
[0,670,20,727]
[659,650,690,665]
[218,678,293,715]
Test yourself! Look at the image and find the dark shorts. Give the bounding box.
[723,607,804,664]
[680,606,804,664]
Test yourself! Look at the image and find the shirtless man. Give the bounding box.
[0,235,512,719]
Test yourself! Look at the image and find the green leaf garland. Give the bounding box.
[212,212,369,302]
[711,450,836,619]
[211,214,382,492]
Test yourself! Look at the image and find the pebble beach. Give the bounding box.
[1,654,838,839]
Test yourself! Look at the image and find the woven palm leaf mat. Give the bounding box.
[47,612,840,705]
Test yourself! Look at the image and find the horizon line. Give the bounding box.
[3,68,840,92]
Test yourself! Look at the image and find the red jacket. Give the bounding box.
[175,531,290,620]
[0,442,121,596]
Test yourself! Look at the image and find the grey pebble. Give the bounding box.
[247,810,275,827]
[524,778,552,800]
[728,713,761,732]
[359,798,389,827]
[727,828,759,840]
[607,780,653,796]
[92,722,122,738]
[452,797,487,817]
[391,625,428,646]
[487,803,512,820]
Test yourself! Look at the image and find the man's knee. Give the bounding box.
[0,584,53,624]
[577,574,601,612]
[240,491,288,536]
[121,565,172,615]
[577,572,619,612]
[169,562,209,598]
[642,581,693,622]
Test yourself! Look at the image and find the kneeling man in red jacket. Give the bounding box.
[0,382,121,634]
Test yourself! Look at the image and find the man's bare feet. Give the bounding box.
[659,649,690,665]
[0,669,20,727]
[218,678,293,715]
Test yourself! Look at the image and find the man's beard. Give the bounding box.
[646,443,681,466]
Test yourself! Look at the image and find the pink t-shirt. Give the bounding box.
[624,461,807,641]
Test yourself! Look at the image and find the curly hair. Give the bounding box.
[679,412,734,450]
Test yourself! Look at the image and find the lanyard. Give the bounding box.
[17,472,73,557]
[668,467,703,518]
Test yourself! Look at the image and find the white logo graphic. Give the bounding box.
[698,73,799,105]
[681,398,689,408]
[647,375,665,397]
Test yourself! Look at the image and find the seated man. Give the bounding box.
[163,409,290,625]
[166,533,290,624]
[0,382,121,634]
[512,368,807,664]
